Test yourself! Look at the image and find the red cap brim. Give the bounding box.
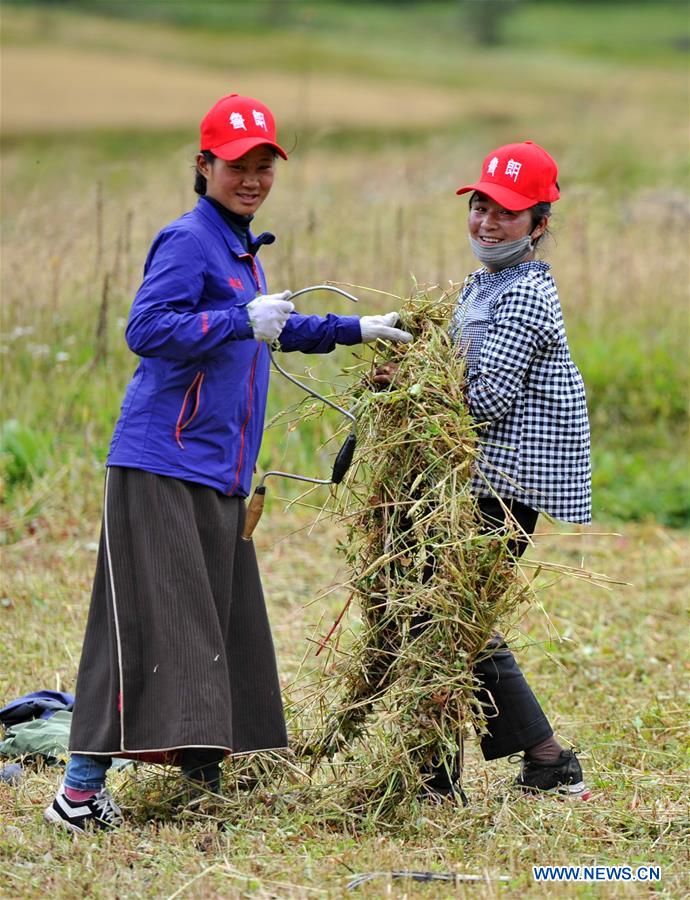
[455,181,535,211]
[209,136,288,161]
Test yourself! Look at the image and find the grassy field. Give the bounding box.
[1,1,689,896]
[2,512,689,896]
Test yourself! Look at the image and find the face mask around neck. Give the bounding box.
[468,234,534,270]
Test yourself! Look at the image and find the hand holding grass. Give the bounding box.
[359,312,412,344]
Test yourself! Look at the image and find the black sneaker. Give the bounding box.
[514,749,591,800]
[44,784,123,833]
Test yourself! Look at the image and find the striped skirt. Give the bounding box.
[68,466,288,763]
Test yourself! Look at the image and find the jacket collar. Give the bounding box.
[193,198,267,259]
[473,260,550,282]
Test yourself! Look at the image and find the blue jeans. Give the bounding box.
[64,753,111,791]
[64,749,223,791]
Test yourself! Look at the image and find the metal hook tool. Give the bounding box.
[241,285,359,540]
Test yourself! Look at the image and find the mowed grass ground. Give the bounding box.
[1,2,689,897]
[2,512,689,897]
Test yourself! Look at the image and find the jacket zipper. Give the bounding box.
[175,371,205,449]
[229,347,259,495]
[239,252,262,291]
[227,252,263,495]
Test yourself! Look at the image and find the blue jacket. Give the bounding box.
[107,200,362,496]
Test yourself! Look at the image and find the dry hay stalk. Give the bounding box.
[286,284,533,819]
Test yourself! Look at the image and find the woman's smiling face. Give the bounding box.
[468,192,546,239]
[197,145,276,216]
[468,192,545,249]
[467,191,548,272]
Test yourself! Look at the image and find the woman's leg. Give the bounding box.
[473,499,589,795]
[64,753,112,793]
[45,753,122,832]
[179,748,225,793]
[416,499,540,796]
[474,635,556,760]
[473,497,557,761]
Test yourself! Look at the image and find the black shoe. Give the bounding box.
[181,769,222,795]
[419,751,468,806]
[44,785,123,833]
[418,781,469,807]
[514,749,591,800]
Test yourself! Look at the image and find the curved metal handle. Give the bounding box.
[269,283,359,424]
[269,353,356,424]
[249,284,361,538]
[289,284,359,304]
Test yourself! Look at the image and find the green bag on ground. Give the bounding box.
[0,710,129,768]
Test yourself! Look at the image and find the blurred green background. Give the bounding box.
[1,0,689,530]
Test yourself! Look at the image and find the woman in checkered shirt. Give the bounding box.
[452,141,592,799]
[377,142,592,801]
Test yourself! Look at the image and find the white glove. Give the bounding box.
[360,311,412,344]
[247,291,294,342]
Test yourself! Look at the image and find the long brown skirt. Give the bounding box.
[69,466,288,763]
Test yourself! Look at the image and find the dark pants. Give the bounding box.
[421,497,552,789]
[179,747,225,791]
[473,497,553,760]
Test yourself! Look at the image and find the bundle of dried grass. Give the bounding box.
[119,285,615,827]
[288,284,533,819]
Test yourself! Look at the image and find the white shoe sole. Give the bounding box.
[517,781,592,801]
[559,781,592,801]
[44,805,86,834]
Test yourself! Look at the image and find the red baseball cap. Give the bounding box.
[200,94,288,161]
[456,141,559,210]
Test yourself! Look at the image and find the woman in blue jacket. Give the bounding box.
[45,93,412,833]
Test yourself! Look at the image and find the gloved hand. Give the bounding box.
[247,291,294,342]
[360,312,412,344]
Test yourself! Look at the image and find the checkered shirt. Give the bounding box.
[450,261,591,523]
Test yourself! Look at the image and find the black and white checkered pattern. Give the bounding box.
[451,261,591,524]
